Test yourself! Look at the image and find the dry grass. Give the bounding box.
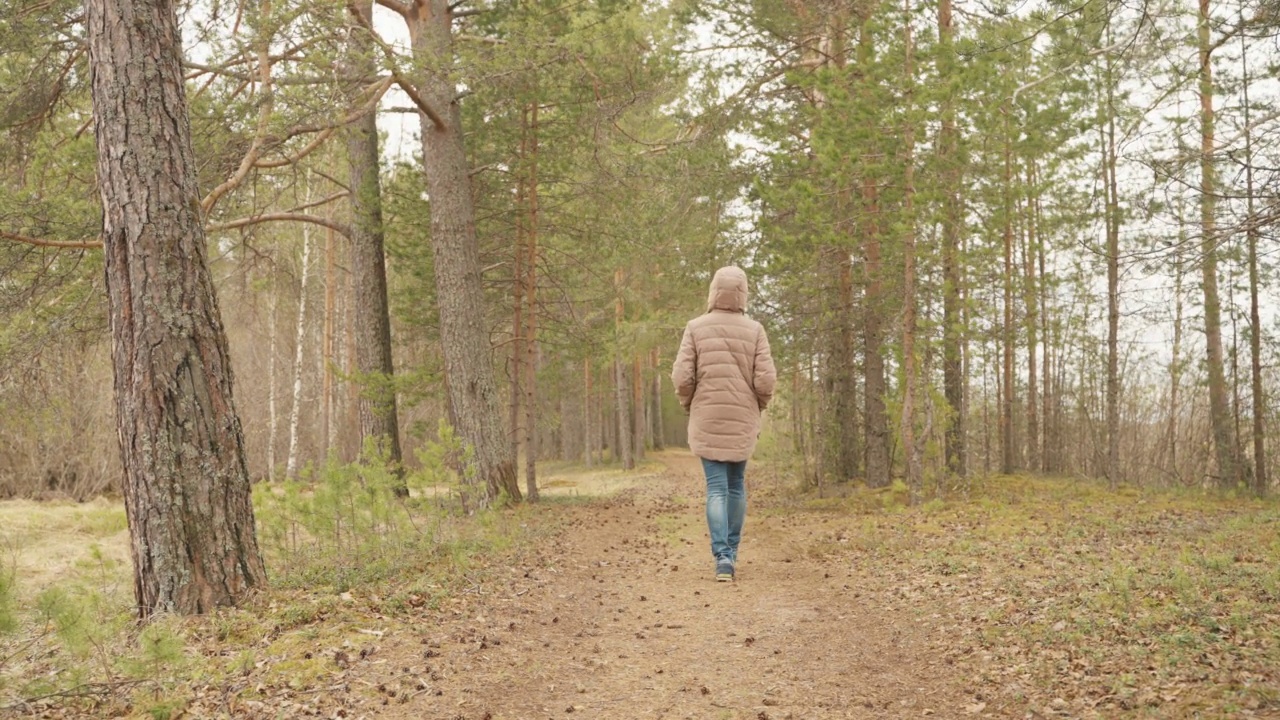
[768,474,1280,717]
[0,459,654,717]
[0,499,130,599]
[11,461,1275,718]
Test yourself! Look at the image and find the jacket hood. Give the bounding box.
[706,266,748,313]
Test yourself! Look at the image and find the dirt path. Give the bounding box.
[350,453,976,720]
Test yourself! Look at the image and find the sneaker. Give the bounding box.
[715,557,735,582]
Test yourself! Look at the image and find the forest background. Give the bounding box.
[4,0,1280,716]
[2,0,1280,499]
[6,0,1280,501]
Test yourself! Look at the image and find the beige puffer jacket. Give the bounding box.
[671,266,777,462]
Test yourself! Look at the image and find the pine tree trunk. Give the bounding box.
[412,0,518,503]
[983,342,993,476]
[1103,44,1121,488]
[651,347,665,451]
[1241,41,1267,494]
[1197,0,1238,487]
[1168,220,1185,482]
[632,353,646,462]
[859,19,890,489]
[614,269,633,469]
[510,168,524,473]
[1001,107,1016,475]
[347,0,404,484]
[344,267,361,461]
[1040,236,1052,473]
[791,361,804,463]
[821,247,859,483]
[524,103,540,501]
[900,0,921,501]
[583,359,594,467]
[86,0,267,616]
[1024,160,1040,474]
[938,0,966,479]
[615,357,632,469]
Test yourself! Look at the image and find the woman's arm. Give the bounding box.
[672,324,697,412]
[754,324,777,410]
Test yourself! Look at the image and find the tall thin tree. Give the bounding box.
[859,7,891,488]
[1000,105,1016,475]
[1103,37,1121,487]
[1197,0,1238,487]
[1241,29,1266,494]
[938,0,966,479]
[409,0,520,502]
[86,0,267,615]
[346,0,405,482]
[900,0,922,499]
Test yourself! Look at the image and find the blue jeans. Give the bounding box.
[702,458,747,562]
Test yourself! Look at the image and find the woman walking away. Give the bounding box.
[672,266,777,582]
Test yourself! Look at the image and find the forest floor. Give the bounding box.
[4,451,1280,719]
[359,452,976,720]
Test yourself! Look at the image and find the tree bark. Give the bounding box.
[650,347,665,451]
[583,359,594,467]
[267,288,279,481]
[615,358,633,469]
[1024,160,1040,475]
[1039,232,1052,473]
[1103,43,1121,488]
[632,353,646,462]
[1241,37,1266,494]
[524,103,540,500]
[1000,106,1016,475]
[938,0,966,480]
[510,168,524,474]
[900,0,921,501]
[822,246,859,483]
[857,16,890,489]
[86,0,267,616]
[613,269,633,470]
[1168,215,1185,482]
[347,0,404,484]
[412,0,518,503]
[1197,0,1238,487]
[285,211,314,480]
[322,224,337,455]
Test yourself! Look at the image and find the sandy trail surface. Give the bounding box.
[359,453,974,720]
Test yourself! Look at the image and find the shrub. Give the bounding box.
[254,424,476,591]
[0,560,14,636]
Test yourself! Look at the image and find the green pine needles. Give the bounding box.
[0,562,14,637]
[253,423,484,591]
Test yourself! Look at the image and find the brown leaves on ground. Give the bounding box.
[5,457,1280,719]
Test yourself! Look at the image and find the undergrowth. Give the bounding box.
[0,557,14,636]
[775,473,1280,717]
[0,424,537,717]
[256,443,441,591]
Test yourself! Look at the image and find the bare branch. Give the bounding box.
[282,76,393,136]
[206,213,350,238]
[391,71,447,131]
[254,127,336,169]
[287,190,350,213]
[0,229,101,250]
[200,19,276,214]
[346,1,448,131]
[457,33,505,45]
[375,0,411,18]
